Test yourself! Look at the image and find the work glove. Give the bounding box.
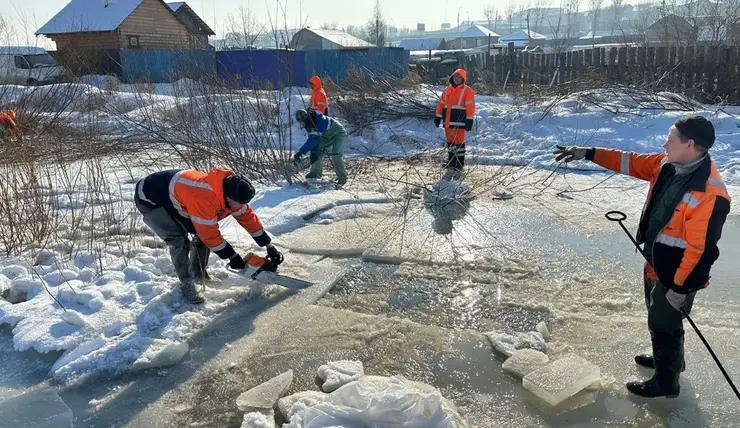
[665,289,686,311]
[553,145,587,163]
[433,116,441,128]
[228,254,246,270]
[266,245,284,266]
[292,152,302,167]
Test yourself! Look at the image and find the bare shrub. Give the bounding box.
[0,162,58,256]
[111,76,298,184]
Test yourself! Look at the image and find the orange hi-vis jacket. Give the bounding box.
[435,69,475,145]
[309,76,328,115]
[0,110,20,138]
[588,148,731,293]
[137,169,271,259]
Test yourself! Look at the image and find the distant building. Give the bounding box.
[167,2,215,49]
[36,0,213,50]
[289,28,375,50]
[397,38,447,51]
[499,30,547,48]
[454,24,500,49]
[646,14,696,44]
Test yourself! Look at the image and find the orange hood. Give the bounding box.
[449,69,467,86]
[309,76,324,90]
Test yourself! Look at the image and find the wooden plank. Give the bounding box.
[655,46,668,88]
[704,46,718,97]
[684,46,695,93]
[566,51,573,81]
[695,45,706,97]
[584,48,593,67]
[729,47,740,103]
[668,46,678,89]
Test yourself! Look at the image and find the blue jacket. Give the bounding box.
[298,110,338,155]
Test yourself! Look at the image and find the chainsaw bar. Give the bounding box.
[241,267,313,289]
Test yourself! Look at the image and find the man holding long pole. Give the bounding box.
[554,116,731,398]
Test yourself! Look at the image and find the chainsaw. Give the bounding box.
[236,251,313,290]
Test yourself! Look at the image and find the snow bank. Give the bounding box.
[0,244,279,381]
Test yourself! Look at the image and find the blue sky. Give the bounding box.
[7,0,513,45]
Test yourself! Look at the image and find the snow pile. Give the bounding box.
[282,375,466,428]
[317,360,364,392]
[0,247,272,381]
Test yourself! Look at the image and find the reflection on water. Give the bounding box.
[424,179,473,235]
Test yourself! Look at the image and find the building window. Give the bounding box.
[128,36,141,48]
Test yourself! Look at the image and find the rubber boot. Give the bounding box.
[634,354,685,372]
[180,280,205,304]
[627,339,681,398]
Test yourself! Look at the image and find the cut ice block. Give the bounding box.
[0,390,73,428]
[502,349,549,379]
[522,355,600,407]
[236,370,293,412]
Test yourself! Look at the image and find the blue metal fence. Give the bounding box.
[217,50,307,88]
[117,47,409,87]
[303,48,409,84]
[120,50,218,83]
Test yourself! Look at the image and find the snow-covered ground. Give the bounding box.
[2,79,740,427]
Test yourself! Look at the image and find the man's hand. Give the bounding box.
[228,254,246,270]
[266,245,283,266]
[434,117,441,128]
[666,289,686,311]
[292,152,302,167]
[553,145,587,163]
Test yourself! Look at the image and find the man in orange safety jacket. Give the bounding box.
[309,76,328,115]
[0,110,21,141]
[134,169,282,304]
[434,69,475,180]
[554,116,730,398]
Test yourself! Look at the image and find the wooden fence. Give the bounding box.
[459,44,740,103]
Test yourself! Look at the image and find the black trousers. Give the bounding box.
[644,273,696,386]
[445,142,465,170]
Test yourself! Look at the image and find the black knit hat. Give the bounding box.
[674,116,715,149]
[223,174,255,204]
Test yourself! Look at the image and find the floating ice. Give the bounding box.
[236,370,293,412]
[536,321,551,341]
[0,390,73,428]
[522,355,601,407]
[486,330,547,357]
[317,360,364,392]
[502,349,549,379]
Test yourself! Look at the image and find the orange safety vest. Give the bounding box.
[168,169,268,254]
[591,148,730,292]
[435,69,475,145]
[309,76,328,115]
